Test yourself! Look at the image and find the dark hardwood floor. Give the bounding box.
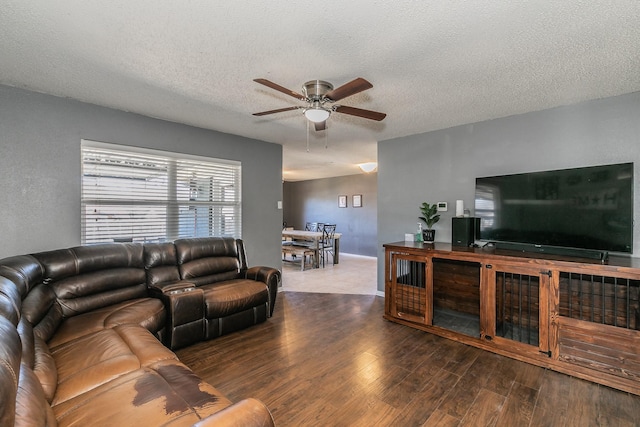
[176,292,640,426]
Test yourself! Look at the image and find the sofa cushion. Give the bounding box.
[201,280,269,319]
[175,237,243,285]
[0,316,21,427]
[52,361,233,427]
[33,244,144,281]
[49,269,148,317]
[15,364,57,427]
[0,276,22,326]
[21,284,63,343]
[175,237,239,263]
[180,259,241,286]
[17,319,35,377]
[17,317,57,403]
[34,336,57,404]
[144,242,181,286]
[47,298,165,349]
[0,255,44,298]
[33,244,149,319]
[51,324,177,406]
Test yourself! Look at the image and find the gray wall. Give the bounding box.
[378,91,640,292]
[283,173,377,256]
[0,85,283,268]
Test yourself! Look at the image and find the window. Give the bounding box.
[81,140,241,244]
[475,183,498,230]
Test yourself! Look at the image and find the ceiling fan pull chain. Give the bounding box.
[306,119,310,152]
[325,126,328,149]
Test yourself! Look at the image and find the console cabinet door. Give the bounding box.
[387,253,431,325]
[482,262,550,357]
[553,267,640,386]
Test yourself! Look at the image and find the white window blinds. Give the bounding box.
[81,141,241,244]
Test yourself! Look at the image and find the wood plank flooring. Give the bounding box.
[176,292,640,426]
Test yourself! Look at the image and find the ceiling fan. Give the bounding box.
[252,77,386,131]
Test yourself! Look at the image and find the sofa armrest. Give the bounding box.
[148,281,204,349]
[192,398,275,427]
[243,267,280,317]
[148,280,196,295]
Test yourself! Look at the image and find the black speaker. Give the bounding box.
[452,217,480,247]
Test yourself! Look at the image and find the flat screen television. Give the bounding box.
[475,163,634,256]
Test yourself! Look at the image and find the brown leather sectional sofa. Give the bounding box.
[0,237,280,427]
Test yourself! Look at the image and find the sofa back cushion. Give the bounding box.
[0,276,22,327]
[17,318,58,404]
[143,242,181,286]
[32,244,147,318]
[1,258,60,412]
[21,284,63,343]
[0,255,45,299]
[0,300,59,427]
[174,238,243,286]
[15,363,57,427]
[0,257,64,344]
[0,316,21,427]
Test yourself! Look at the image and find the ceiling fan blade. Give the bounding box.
[324,77,373,102]
[314,121,327,131]
[253,106,301,116]
[254,79,306,100]
[334,105,386,121]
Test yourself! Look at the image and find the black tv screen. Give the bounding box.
[475,163,634,253]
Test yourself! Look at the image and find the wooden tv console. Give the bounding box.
[383,241,640,395]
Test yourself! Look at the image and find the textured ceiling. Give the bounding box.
[1,1,640,181]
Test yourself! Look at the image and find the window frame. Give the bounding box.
[81,140,241,244]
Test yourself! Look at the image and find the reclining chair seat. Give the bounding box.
[51,324,177,406]
[48,298,165,349]
[201,279,269,318]
[52,360,234,426]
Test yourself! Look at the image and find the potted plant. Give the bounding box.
[419,202,440,242]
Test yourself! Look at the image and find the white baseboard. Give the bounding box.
[339,252,377,259]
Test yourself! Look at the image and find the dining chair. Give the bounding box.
[282,227,294,244]
[319,224,336,267]
[282,226,296,261]
[300,222,323,252]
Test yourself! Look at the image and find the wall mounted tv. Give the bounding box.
[475,162,634,258]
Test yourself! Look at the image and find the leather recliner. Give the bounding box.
[144,237,280,348]
[0,238,278,427]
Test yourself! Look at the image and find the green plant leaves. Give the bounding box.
[419,202,440,229]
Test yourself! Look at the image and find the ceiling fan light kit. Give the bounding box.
[303,107,330,123]
[253,77,386,130]
[358,162,378,173]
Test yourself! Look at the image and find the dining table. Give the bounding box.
[281,229,342,268]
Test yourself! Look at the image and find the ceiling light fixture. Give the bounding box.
[254,77,386,130]
[358,162,378,173]
[303,106,331,123]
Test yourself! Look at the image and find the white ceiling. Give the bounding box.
[2,1,640,181]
